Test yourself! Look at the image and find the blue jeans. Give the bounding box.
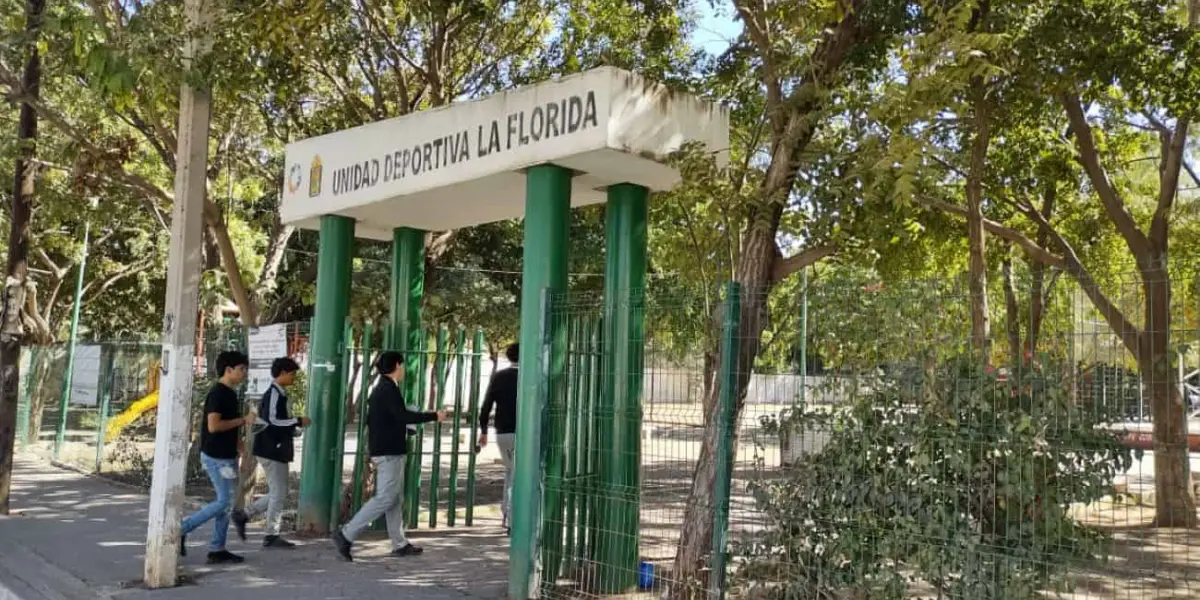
[181,453,238,552]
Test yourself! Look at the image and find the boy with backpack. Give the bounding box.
[232,357,310,548]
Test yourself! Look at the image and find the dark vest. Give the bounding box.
[252,384,297,463]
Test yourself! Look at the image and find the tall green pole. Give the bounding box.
[54,217,92,459]
[390,227,426,526]
[509,164,572,600]
[710,282,741,600]
[297,214,355,534]
[593,183,649,592]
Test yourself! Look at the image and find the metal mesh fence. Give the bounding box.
[17,322,310,492]
[533,267,1200,600]
[15,318,499,533]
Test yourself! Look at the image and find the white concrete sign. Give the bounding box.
[247,324,289,396]
[70,344,103,406]
[281,67,728,238]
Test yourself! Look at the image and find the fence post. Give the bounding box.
[351,321,375,514]
[328,318,354,529]
[54,218,91,459]
[429,325,450,528]
[448,326,467,526]
[94,345,117,473]
[465,328,484,526]
[406,326,430,529]
[710,281,741,600]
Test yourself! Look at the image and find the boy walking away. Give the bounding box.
[331,351,447,561]
[181,351,255,564]
[477,343,518,534]
[232,357,310,548]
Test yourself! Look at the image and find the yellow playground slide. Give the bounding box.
[104,359,162,443]
[105,390,159,443]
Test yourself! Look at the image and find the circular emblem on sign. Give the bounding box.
[286,163,302,195]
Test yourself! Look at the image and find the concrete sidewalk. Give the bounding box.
[0,455,509,600]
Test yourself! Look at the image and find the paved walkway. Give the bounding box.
[0,455,509,600]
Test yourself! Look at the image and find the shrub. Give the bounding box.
[738,356,1132,600]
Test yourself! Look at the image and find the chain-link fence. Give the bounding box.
[14,319,502,534]
[532,267,1200,600]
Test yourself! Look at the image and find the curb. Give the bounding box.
[0,543,116,600]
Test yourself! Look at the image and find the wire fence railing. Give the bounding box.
[14,319,502,534]
[529,268,1200,600]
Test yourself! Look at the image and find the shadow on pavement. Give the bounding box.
[0,456,509,600]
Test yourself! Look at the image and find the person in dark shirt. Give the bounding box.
[331,351,447,562]
[478,343,518,533]
[180,351,255,564]
[232,357,310,548]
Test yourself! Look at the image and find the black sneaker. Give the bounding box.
[331,529,353,562]
[231,510,249,542]
[206,550,245,565]
[180,533,187,557]
[391,543,423,557]
[263,535,296,549]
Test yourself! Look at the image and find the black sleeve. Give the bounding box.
[479,374,499,432]
[386,387,438,426]
[204,389,228,421]
[204,392,222,417]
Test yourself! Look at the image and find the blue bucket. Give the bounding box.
[638,561,655,590]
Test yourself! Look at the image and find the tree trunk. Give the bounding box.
[0,0,45,515]
[1026,262,1045,360]
[965,82,991,362]
[26,354,50,443]
[1141,266,1196,527]
[1001,255,1021,366]
[671,225,776,599]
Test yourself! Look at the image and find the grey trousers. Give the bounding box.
[341,455,408,549]
[246,457,289,536]
[496,433,515,526]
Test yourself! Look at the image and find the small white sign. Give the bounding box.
[70,344,103,406]
[247,324,289,396]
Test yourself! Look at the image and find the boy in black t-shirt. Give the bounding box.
[180,351,255,564]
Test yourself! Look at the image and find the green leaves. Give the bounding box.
[738,355,1131,600]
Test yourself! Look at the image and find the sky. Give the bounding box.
[692,2,742,56]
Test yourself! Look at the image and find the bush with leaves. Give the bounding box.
[737,356,1132,600]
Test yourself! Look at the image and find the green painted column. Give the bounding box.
[390,227,426,527]
[594,183,649,592]
[54,219,91,459]
[297,215,355,535]
[509,164,572,600]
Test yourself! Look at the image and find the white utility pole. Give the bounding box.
[144,0,213,587]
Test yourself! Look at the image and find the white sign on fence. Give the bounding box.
[70,344,103,406]
[247,324,289,396]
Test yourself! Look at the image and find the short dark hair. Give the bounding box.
[271,357,301,378]
[505,343,519,363]
[215,351,249,377]
[375,351,405,376]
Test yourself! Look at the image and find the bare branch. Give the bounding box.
[1060,92,1153,261]
[734,0,784,136]
[1149,116,1190,248]
[923,199,1066,268]
[34,248,67,280]
[1013,197,1143,356]
[771,244,837,283]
